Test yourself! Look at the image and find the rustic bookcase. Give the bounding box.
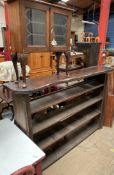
[4,66,113,168]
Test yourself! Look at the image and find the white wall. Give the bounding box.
[0,5,6,47]
[71,15,84,42]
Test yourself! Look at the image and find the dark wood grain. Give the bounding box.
[13,94,33,138]
[103,70,114,127]
[31,83,103,115]
[38,110,101,151]
[42,123,99,169]
[33,96,102,135]
[4,66,113,94]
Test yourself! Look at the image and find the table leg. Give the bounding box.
[35,161,42,175]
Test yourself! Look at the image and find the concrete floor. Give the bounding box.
[43,125,114,175]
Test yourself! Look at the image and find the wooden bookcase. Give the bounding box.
[4,66,113,169]
[32,73,104,168]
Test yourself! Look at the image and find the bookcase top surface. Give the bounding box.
[4,66,114,94]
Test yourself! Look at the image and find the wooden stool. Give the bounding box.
[80,32,85,42]
[85,37,91,42]
[90,37,95,42]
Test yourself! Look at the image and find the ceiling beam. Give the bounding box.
[48,0,60,3]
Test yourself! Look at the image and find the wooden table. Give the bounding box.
[0,119,45,175]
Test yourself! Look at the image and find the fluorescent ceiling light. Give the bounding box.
[82,20,95,25]
[61,0,69,2]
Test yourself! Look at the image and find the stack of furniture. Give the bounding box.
[80,32,100,43]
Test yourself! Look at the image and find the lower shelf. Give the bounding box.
[42,122,100,169]
[38,110,100,151]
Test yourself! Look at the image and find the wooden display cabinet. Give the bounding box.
[7,0,72,53]
[7,0,72,77]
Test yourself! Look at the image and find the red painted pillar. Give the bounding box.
[4,1,11,60]
[98,0,111,65]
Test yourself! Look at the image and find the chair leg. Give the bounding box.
[55,52,62,75]
[11,53,19,83]
[35,162,42,175]
[11,165,35,175]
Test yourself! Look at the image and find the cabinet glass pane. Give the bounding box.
[26,8,46,46]
[53,13,67,46]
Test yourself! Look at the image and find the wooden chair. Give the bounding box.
[80,32,85,42]
[85,37,91,42]
[0,85,14,121]
[11,52,28,88]
[55,51,71,75]
[85,32,94,42]
[11,165,35,175]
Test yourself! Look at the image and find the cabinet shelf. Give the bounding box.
[38,110,101,151]
[30,82,104,115]
[42,122,99,169]
[33,96,102,135]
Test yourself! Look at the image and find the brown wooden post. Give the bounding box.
[103,70,114,127]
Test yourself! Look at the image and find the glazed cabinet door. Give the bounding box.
[50,7,71,52]
[20,0,49,52]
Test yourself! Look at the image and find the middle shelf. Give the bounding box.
[32,95,102,135]
[30,81,104,115]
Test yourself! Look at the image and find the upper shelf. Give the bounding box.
[4,66,113,94]
[30,82,103,115]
